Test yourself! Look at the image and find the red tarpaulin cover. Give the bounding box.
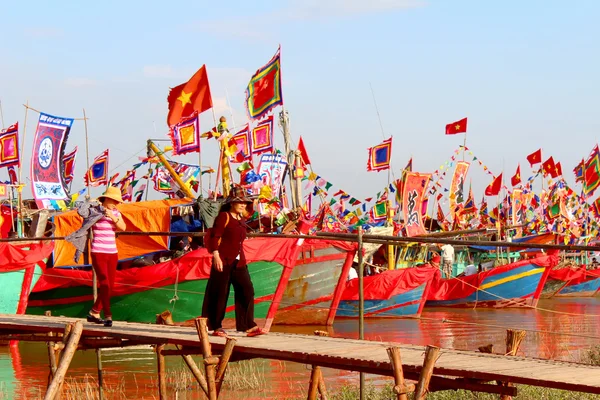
[33,237,354,295]
[341,267,440,301]
[427,252,559,301]
[0,241,53,273]
[547,265,589,285]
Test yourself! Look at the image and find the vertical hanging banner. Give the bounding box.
[402,172,431,237]
[251,116,274,155]
[512,188,525,236]
[449,161,470,218]
[30,113,73,208]
[257,153,287,199]
[0,123,20,168]
[62,147,78,187]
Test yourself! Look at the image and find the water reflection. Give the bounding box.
[1,299,598,399]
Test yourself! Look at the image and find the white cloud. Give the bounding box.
[64,77,98,87]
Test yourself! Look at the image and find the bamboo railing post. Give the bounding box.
[307,365,321,400]
[44,322,83,400]
[156,344,167,400]
[156,311,209,397]
[387,347,412,400]
[195,318,218,400]
[317,367,328,400]
[414,345,440,400]
[501,329,526,400]
[215,337,237,394]
[44,311,57,388]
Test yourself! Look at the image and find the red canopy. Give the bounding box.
[0,241,53,273]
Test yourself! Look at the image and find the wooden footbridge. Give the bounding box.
[1,313,599,399]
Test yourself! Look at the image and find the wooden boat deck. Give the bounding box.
[1,314,599,395]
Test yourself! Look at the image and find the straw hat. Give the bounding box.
[98,186,124,203]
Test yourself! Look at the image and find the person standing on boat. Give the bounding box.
[202,186,266,338]
[441,243,454,278]
[87,187,126,327]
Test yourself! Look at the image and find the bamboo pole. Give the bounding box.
[156,344,167,400]
[44,311,57,389]
[387,347,409,400]
[148,140,194,198]
[501,329,526,400]
[414,345,440,400]
[215,337,237,394]
[194,318,218,400]
[17,101,29,238]
[307,365,321,400]
[44,322,83,400]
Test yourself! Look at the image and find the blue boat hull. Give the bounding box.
[426,263,547,308]
[555,277,600,297]
[336,283,427,318]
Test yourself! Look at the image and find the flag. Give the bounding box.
[366,138,392,172]
[526,149,542,167]
[63,147,77,186]
[168,112,200,155]
[7,166,17,184]
[371,201,387,222]
[555,162,563,177]
[229,126,251,162]
[542,156,559,179]
[510,165,521,187]
[167,65,212,126]
[460,186,476,215]
[0,123,19,168]
[118,170,136,201]
[84,149,109,187]
[584,145,600,196]
[574,158,585,183]
[246,48,283,120]
[445,117,467,135]
[404,157,413,172]
[134,184,147,202]
[251,116,274,154]
[485,173,503,196]
[297,136,311,166]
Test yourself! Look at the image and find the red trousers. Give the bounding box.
[91,252,118,317]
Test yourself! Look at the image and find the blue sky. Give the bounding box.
[1,0,599,205]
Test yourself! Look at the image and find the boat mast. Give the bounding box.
[279,108,299,209]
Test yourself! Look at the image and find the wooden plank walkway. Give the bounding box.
[1,314,600,395]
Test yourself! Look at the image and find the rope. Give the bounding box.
[169,266,180,312]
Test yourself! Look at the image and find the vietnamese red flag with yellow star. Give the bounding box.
[542,156,558,178]
[484,173,502,196]
[445,117,467,135]
[167,65,212,127]
[511,164,521,187]
[526,148,542,167]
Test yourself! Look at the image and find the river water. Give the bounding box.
[1,298,598,399]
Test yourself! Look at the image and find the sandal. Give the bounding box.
[212,329,228,337]
[86,312,104,324]
[246,327,267,337]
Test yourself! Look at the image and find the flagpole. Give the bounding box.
[83,108,91,199]
[463,132,467,162]
[17,101,29,238]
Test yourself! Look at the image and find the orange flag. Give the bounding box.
[511,165,521,187]
[167,65,212,127]
[297,136,311,165]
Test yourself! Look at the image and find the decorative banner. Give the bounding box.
[0,183,7,197]
[63,147,77,187]
[257,153,287,200]
[30,113,73,207]
[402,172,431,237]
[246,48,283,120]
[0,122,19,168]
[169,112,200,155]
[367,138,392,172]
[512,188,525,230]
[119,170,136,202]
[449,161,470,219]
[230,125,251,162]
[251,116,274,154]
[84,149,109,187]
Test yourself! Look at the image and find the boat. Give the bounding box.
[336,266,439,318]
[553,268,600,297]
[0,241,53,315]
[425,251,558,308]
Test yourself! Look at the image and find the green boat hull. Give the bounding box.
[28,261,283,324]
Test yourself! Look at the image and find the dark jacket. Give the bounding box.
[209,212,248,266]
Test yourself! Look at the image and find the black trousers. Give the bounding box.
[202,260,257,331]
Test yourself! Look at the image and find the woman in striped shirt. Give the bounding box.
[87,187,126,327]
